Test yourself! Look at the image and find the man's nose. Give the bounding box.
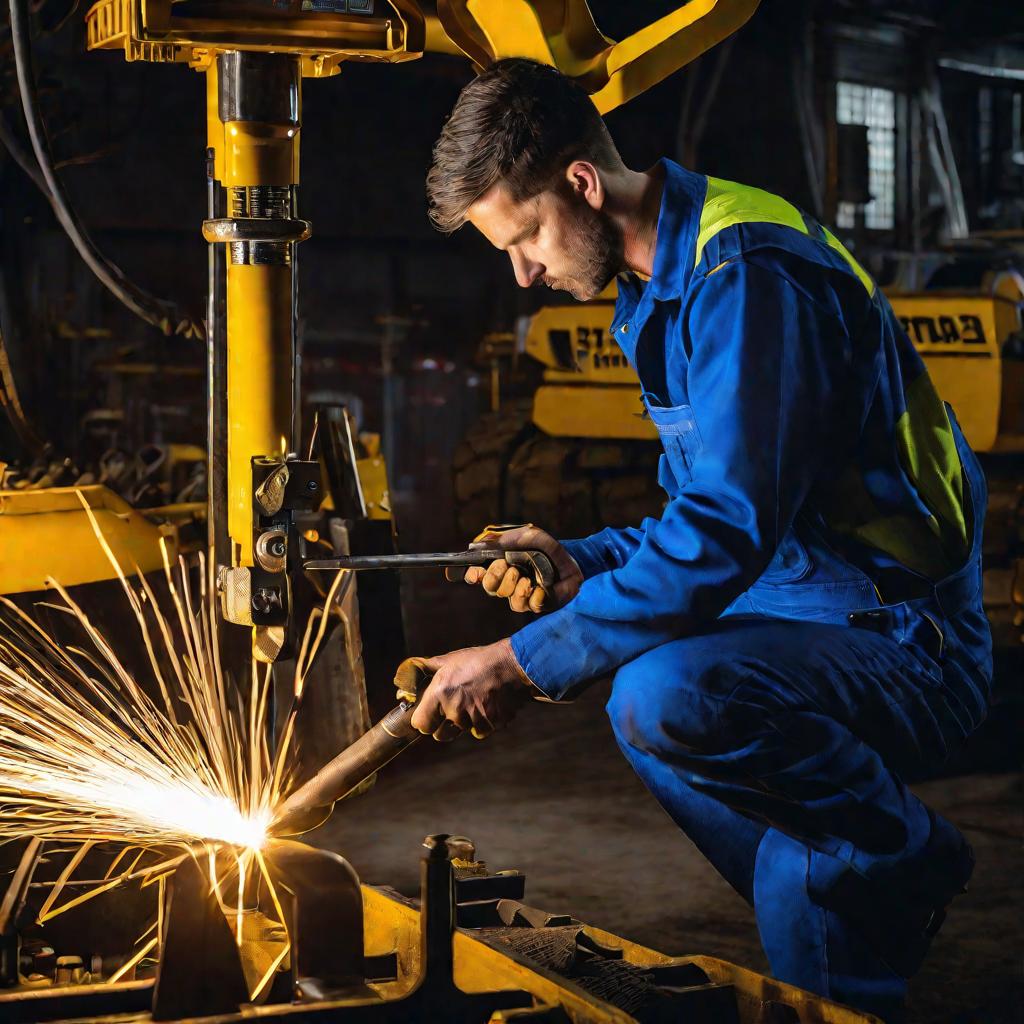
[510,250,544,288]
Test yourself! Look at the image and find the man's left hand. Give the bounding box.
[405,639,533,740]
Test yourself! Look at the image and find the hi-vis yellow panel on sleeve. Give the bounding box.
[695,177,876,296]
[692,176,968,580]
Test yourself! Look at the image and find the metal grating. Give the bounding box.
[836,81,896,230]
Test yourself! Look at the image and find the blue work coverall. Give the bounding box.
[509,160,992,1021]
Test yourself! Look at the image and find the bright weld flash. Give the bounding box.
[0,495,343,988]
[17,771,272,850]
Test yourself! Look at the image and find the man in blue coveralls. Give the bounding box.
[408,58,992,1021]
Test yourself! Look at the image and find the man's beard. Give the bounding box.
[547,203,624,301]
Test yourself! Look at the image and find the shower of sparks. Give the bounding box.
[0,494,347,981]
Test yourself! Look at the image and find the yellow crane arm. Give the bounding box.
[442,0,761,113]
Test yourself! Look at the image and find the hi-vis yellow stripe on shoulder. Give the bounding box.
[695,177,875,295]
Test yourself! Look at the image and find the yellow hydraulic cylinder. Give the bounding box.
[225,264,293,565]
[206,52,302,568]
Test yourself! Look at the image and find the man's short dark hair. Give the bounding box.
[426,57,618,234]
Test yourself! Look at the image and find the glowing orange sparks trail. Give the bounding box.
[0,493,348,985]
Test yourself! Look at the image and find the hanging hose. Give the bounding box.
[7,0,206,340]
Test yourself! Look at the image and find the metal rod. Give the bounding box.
[303,549,509,572]
[304,548,557,590]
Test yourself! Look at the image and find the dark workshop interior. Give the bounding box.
[0,2,1022,1024]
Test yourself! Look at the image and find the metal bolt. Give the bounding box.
[268,537,286,558]
[251,588,280,616]
[306,479,319,492]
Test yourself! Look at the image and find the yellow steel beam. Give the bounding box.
[0,485,177,595]
[88,0,759,107]
[361,883,877,1023]
[461,0,761,113]
[86,0,424,74]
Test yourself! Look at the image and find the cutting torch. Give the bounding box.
[272,547,559,837]
[271,699,422,836]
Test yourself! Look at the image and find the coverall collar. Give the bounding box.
[610,159,706,348]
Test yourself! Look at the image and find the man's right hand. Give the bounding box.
[446,524,583,613]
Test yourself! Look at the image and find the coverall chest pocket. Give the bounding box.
[643,397,703,492]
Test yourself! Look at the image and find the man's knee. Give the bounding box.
[606,639,747,753]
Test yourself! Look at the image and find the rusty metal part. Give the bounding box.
[304,547,557,591]
[271,702,421,836]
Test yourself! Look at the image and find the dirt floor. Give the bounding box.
[312,571,1024,1024]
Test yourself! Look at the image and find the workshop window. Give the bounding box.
[835,82,896,230]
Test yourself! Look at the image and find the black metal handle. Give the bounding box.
[303,549,557,591]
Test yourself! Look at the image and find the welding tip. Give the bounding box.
[270,702,421,836]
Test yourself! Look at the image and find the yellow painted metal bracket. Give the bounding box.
[450,0,761,113]
[88,0,759,104]
[86,0,425,75]
[0,485,177,595]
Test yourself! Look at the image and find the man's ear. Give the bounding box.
[565,161,604,211]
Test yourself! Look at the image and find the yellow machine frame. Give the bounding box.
[522,290,659,442]
[0,485,177,594]
[888,290,1024,453]
[360,884,877,1024]
[522,286,1024,454]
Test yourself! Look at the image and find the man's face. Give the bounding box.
[466,177,623,302]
